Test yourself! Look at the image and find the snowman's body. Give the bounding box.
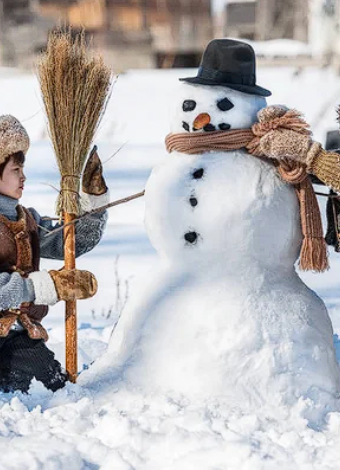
[94,84,340,411]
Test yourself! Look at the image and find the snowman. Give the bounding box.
[87,40,340,414]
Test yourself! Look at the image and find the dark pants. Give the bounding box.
[0,330,68,393]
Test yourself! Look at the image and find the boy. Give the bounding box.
[0,115,109,393]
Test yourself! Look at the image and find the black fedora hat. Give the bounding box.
[180,39,271,97]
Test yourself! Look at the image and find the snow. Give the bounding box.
[249,39,313,57]
[0,65,340,468]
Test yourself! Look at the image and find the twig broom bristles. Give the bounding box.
[38,30,112,215]
[37,30,112,382]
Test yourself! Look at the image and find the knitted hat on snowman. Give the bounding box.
[0,115,30,165]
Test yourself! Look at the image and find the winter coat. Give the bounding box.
[0,205,49,340]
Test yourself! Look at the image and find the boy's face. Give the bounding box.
[0,156,26,200]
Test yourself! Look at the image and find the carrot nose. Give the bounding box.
[193,113,211,130]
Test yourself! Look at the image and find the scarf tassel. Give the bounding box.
[299,237,329,272]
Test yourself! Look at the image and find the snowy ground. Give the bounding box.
[0,65,340,469]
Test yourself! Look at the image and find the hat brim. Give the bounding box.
[179,76,271,97]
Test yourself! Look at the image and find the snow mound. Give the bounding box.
[2,382,340,469]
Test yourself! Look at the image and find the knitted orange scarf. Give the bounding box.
[165,113,328,272]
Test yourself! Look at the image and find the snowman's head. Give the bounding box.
[169,82,267,134]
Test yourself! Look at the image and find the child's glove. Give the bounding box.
[80,147,109,212]
[259,129,318,163]
[254,105,322,166]
[253,105,340,192]
[49,269,98,301]
[29,269,98,305]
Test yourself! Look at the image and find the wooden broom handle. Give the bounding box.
[64,212,77,383]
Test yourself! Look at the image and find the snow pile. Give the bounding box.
[0,381,340,470]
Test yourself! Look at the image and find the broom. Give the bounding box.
[37,29,112,382]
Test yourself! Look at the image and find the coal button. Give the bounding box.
[192,168,204,179]
[189,197,198,207]
[184,232,198,244]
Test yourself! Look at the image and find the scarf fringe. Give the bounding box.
[299,237,329,272]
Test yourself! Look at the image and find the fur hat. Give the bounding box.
[0,115,30,165]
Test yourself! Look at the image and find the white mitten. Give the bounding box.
[28,270,58,306]
[79,189,110,213]
[80,147,109,213]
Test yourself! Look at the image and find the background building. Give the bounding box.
[0,0,53,67]
[0,0,340,71]
[37,0,212,69]
[214,0,307,42]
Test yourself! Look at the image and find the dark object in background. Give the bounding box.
[309,174,325,185]
[325,189,340,252]
[325,130,340,151]
[309,134,340,185]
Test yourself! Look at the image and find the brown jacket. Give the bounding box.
[0,205,48,341]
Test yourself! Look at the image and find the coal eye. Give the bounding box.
[183,100,196,112]
[217,98,234,111]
